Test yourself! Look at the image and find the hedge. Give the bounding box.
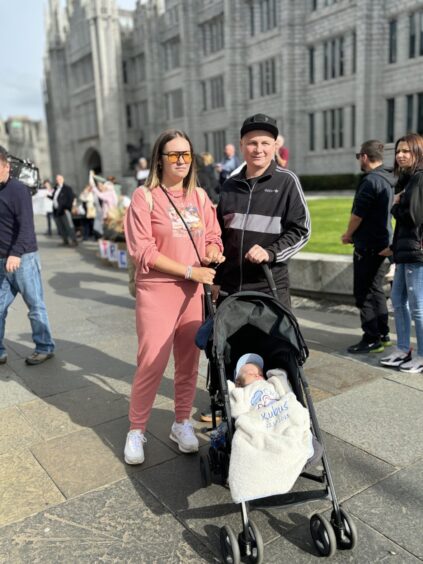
[299,174,360,192]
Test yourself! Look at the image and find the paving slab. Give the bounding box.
[344,460,423,560]
[316,379,423,467]
[0,365,37,408]
[0,449,65,526]
[264,512,420,563]
[383,371,423,392]
[0,478,216,563]
[19,385,129,440]
[0,406,41,455]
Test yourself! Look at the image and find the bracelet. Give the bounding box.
[185,265,193,280]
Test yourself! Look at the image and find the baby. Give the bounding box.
[229,353,292,417]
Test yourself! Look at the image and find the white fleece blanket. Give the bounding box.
[228,376,312,503]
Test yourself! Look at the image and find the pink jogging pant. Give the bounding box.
[129,280,203,431]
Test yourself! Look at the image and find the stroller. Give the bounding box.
[198,267,357,563]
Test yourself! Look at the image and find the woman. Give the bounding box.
[123,129,224,464]
[380,133,423,372]
[89,171,118,222]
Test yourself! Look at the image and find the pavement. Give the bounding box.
[0,218,422,563]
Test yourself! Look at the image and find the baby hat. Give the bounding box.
[235,353,264,380]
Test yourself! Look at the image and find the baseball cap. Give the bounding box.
[235,353,264,380]
[240,114,278,139]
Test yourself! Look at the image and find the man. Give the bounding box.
[275,135,289,168]
[51,174,78,246]
[214,114,310,309]
[342,139,396,353]
[0,146,55,365]
[216,144,240,186]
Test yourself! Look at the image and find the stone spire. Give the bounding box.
[47,0,65,47]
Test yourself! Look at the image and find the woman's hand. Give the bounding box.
[393,191,404,205]
[202,245,225,266]
[378,247,393,257]
[191,266,216,285]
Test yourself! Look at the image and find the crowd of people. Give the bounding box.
[1,113,422,470]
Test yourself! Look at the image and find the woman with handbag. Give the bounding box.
[123,129,224,464]
[380,133,423,372]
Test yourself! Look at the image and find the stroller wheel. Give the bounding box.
[200,454,212,488]
[238,519,264,564]
[220,525,240,564]
[330,507,357,550]
[310,513,337,557]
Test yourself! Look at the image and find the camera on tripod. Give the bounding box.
[8,155,41,196]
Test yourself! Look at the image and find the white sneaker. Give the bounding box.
[169,420,199,453]
[380,348,412,367]
[124,429,146,465]
[399,355,423,373]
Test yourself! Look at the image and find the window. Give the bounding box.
[309,113,315,151]
[407,94,414,132]
[420,12,423,56]
[201,81,207,111]
[418,93,423,135]
[137,100,148,129]
[322,107,344,149]
[210,76,225,109]
[260,0,277,33]
[311,0,317,11]
[205,130,226,159]
[134,54,146,83]
[248,66,254,99]
[249,3,255,36]
[323,36,345,80]
[126,105,132,129]
[162,37,181,71]
[164,89,184,120]
[410,13,416,58]
[351,105,356,147]
[122,61,128,84]
[352,31,357,74]
[386,98,395,142]
[308,47,315,84]
[201,15,224,56]
[259,58,276,96]
[389,20,397,64]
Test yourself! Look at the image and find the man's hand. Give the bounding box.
[378,247,393,257]
[393,191,404,205]
[341,233,353,244]
[5,256,21,273]
[245,244,269,264]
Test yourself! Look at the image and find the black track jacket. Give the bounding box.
[215,160,311,294]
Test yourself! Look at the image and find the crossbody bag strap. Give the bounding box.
[159,184,202,264]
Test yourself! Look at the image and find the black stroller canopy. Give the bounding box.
[212,291,308,363]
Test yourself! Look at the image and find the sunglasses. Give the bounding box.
[355,152,364,160]
[162,151,192,164]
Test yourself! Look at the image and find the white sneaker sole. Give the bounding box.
[124,455,145,465]
[169,431,199,453]
[399,366,423,374]
[380,359,408,367]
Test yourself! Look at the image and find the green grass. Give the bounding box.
[304,198,353,255]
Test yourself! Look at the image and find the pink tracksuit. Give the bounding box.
[124,186,222,431]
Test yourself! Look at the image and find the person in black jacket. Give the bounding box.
[51,174,78,246]
[342,140,396,353]
[380,133,423,372]
[214,114,310,309]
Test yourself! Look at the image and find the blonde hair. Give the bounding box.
[201,151,214,166]
[144,129,197,194]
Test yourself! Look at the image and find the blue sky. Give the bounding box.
[0,0,136,121]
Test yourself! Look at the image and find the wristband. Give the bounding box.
[185,265,193,280]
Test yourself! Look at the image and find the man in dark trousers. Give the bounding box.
[0,146,55,365]
[51,174,78,246]
[214,113,311,310]
[342,139,396,353]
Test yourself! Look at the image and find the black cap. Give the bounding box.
[240,114,278,139]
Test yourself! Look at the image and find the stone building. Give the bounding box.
[0,117,51,180]
[44,0,423,189]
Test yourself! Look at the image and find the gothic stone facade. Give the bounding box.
[44,0,423,189]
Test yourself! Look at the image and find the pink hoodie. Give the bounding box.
[124,186,222,283]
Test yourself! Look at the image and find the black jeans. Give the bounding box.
[353,249,389,342]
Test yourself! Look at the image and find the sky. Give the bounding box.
[0,0,137,122]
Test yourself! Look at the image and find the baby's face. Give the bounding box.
[236,363,264,387]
